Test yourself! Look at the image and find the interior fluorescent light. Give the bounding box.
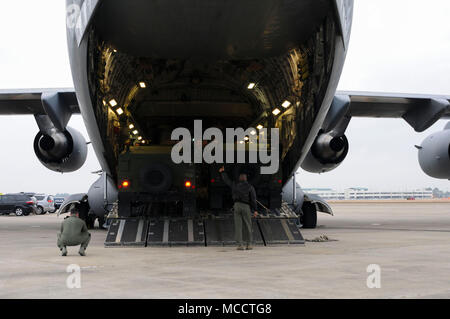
[247,83,256,89]
[272,108,281,116]
[133,130,138,135]
[282,100,291,108]
[109,99,117,107]
[129,124,134,129]
[116,108,124,115]
[139,82,146,88]
[256,125,263,130]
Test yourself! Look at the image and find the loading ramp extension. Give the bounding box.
[105,216,304,247]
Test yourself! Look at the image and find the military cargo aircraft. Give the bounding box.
[0,1,449,244]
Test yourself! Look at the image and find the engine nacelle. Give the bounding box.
[33,126,87,172]
[417,130,450,179]
[301,133,349,173]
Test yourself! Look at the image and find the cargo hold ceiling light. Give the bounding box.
[138,136,142,140]
[282,100,291,108]
[247,83,256,90]
[132,130,138,135]
[116,108,124,115]
[139,82,146,88]
[109,99,117,107]
[272,108,281,116]
[129,124,135,129]
[256,124,263,130]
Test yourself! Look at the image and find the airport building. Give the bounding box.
[303,187,434,200]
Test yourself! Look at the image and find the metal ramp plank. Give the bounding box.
[147,218,205,246]
[147,219,166,246]
[105,218,148,247]
[105,216,303,247]
[257,218,304,245]
[205,216,264,246]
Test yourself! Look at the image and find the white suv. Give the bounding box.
[34,194,56,215]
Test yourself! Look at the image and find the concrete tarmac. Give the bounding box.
[0,202,449,299]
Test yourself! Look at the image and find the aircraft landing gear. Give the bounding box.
[301,201,317,229]
[86,214,107,230]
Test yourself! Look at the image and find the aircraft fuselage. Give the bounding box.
[65,0,353,217]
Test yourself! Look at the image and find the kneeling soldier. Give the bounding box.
[57,208,91,256]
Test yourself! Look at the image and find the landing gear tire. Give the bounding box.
[15,207,24,216]
[301,202,317,229]
[86,215,95,229]
[98,216,107,230]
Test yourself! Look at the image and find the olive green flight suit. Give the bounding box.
[57,216,91,249]
[233,202,253,246]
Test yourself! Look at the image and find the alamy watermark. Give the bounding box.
[366,264,381,289]
[66,264,81,289]
[171,120,280,174]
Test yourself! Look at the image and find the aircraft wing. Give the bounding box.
[336,91,450,132]
[0,88,79,115]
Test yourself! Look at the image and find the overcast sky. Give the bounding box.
[0,0,449,194]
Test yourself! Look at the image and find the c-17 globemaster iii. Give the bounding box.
[0,0,448,246]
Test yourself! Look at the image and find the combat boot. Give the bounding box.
[79,246,86,256]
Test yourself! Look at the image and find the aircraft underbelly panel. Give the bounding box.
[94,0,331,59]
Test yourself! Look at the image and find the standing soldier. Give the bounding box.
[57,207,91,256]
[219,166,258,250]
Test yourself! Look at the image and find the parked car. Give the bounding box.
[34,194,56,214]
[0,194,37,216]
[54,196,66,210]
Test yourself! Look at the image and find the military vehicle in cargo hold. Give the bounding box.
[116,144,284,219]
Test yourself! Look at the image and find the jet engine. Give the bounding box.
[301,132,349,173]
[33,126,87,172]
[417,129,450,179]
